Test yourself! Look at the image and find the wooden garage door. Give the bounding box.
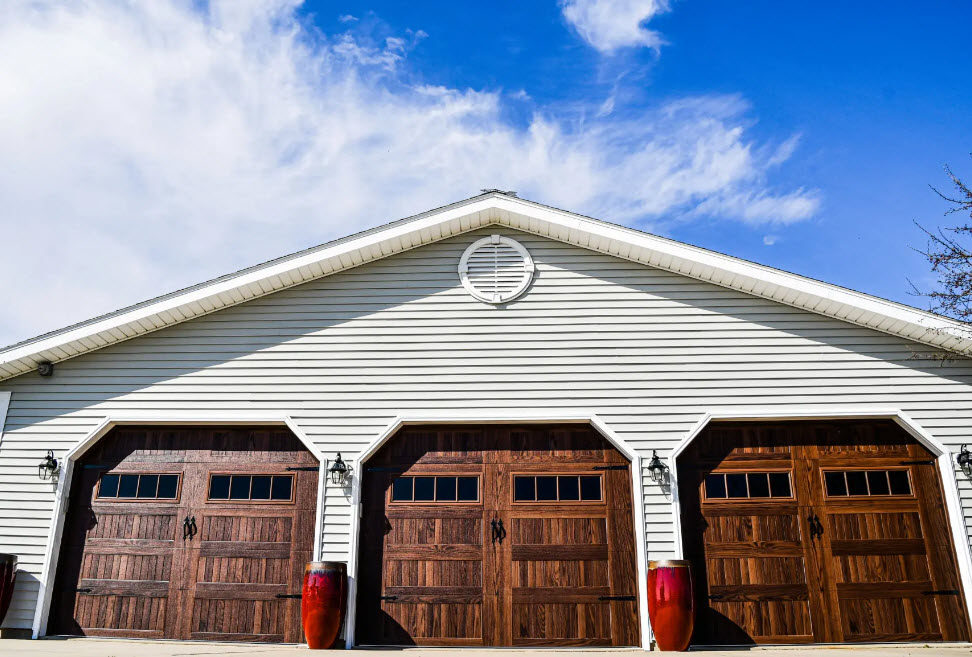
[679,419,971,645]
[49,426,317,642]
[356,424,640,647]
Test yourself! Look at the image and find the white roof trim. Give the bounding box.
[1,192,970,380]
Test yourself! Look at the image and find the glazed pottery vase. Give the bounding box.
[0,553,16,627]
[301,561,347,649]
[647,559,694,651]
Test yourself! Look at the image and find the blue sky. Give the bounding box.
[0,1,970,345]
[304,0,972,302]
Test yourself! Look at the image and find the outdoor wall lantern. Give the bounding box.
[37,449,60,482]
[328,453,353,486]
[958,445,972,477]
[647,450,668,483]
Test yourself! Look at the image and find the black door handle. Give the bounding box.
[497,519,506,544]
[807,514,817,540]
[813,514,824,538]
[491,519,499,544]
[184,515,198,541]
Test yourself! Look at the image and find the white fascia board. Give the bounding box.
[2,193,970,381]
[0,198,500,377]
[492,196,972,353]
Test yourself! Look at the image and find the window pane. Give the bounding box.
[888,470,911,496]
[846,471,868,496]
[414,477,435,501]
[137,474,159,499]
[747,473,770,498]
[558,476,580,501]
[825,471,847,496]
[157,475,179,499]
[705,474,726,499]
[726,473,748,498]
[392,477,413,501]
[769,472,791,498]
[99,474,120,498]
[867,471,890,496]
[271,476,293,501]
[118,474,139,498]
[230,475,252,500]
[436,477,457,502]
[514,476,535,502]
[536,476,557,501]
[251,475,272,500]
[457,477,478,501]
[209,475,230,500]
[580,476,601,501]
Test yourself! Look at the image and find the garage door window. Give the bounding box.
[512,474,603,502]
[704,471,792,500]
[390,475,479,503]
[823,469,912,497]
[207,474,294,501]
[98,473,181,500]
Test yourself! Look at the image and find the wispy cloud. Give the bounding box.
[560,0,671,53]
[0,0,818,346]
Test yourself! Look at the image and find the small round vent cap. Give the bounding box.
[459,235,535,304]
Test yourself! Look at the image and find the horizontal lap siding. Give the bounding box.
[3,227,972,632]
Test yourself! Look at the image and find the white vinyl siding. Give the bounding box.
[2,227,972,631]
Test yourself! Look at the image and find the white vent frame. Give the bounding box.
[458,234,535,304]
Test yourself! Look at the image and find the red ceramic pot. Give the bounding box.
[301,561,347,649]
[0,553,16,627]
[647,559,694,651]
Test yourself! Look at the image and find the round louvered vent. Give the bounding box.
[459,235,535,304]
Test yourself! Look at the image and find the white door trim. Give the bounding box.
[667,406,972,635]
[31,414,325,639]
[343,413,651,649]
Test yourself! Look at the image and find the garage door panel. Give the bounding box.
[385,560,482,588]
[707,599,814,644]
[514,560,610,588]
[838,596,942,641]
[79,552,173,582]
[512,601,612,644]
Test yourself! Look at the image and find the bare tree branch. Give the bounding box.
[913,155,972,321]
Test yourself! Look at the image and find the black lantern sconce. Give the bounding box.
[958,445,972,477]
[647,450,669,483]
[37,449,60,482]
[328,453,353,486]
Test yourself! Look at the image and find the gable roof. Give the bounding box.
[1,192,970,380]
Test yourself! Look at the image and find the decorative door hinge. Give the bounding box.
[380,595,398,601]
[923,589,960,596]
[285,466,320,471]
[592,465,628,471]
[598,595,636,601]
[275,593,302,599]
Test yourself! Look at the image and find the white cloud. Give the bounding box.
[560,0,671,53]
[0,0,818,346]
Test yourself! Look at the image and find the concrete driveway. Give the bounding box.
[2,638,972,657]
